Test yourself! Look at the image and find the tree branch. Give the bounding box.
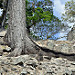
[1,0,9,28]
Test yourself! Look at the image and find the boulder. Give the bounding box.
[0,30,7,37]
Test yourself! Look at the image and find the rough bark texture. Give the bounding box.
[4,0,40,56]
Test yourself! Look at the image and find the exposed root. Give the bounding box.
[4,43,75,61]
[7,48,22,57]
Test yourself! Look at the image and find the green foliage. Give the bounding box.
[26,0,65,40]
[0,0,64,40]
[26,1,53,26]
[27,6,52,26]
[62,0,75,22]
[26,0,55,40]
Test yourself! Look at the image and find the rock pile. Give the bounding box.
[0,54,75,75]
[0,30,75,75]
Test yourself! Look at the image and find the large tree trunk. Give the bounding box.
[4,0,40,56]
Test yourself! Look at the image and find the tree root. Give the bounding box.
[7,48,22,57]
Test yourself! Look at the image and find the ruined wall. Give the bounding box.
[34,40,75,54]
[0,30,75,54]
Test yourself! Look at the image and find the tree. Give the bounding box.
[61,0,75,40]
[26,0,64,40]
[0,0,64,40]
[0,0,70,57]
[0,0,9,29]
[3,0,44,56]
[62,0,75,23]
[26,0,53,40]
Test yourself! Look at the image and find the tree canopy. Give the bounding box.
[26,0,64,40]
[62,0,75,23]
[0,0,64,40]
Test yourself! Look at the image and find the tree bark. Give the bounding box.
[4,0,40,56]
